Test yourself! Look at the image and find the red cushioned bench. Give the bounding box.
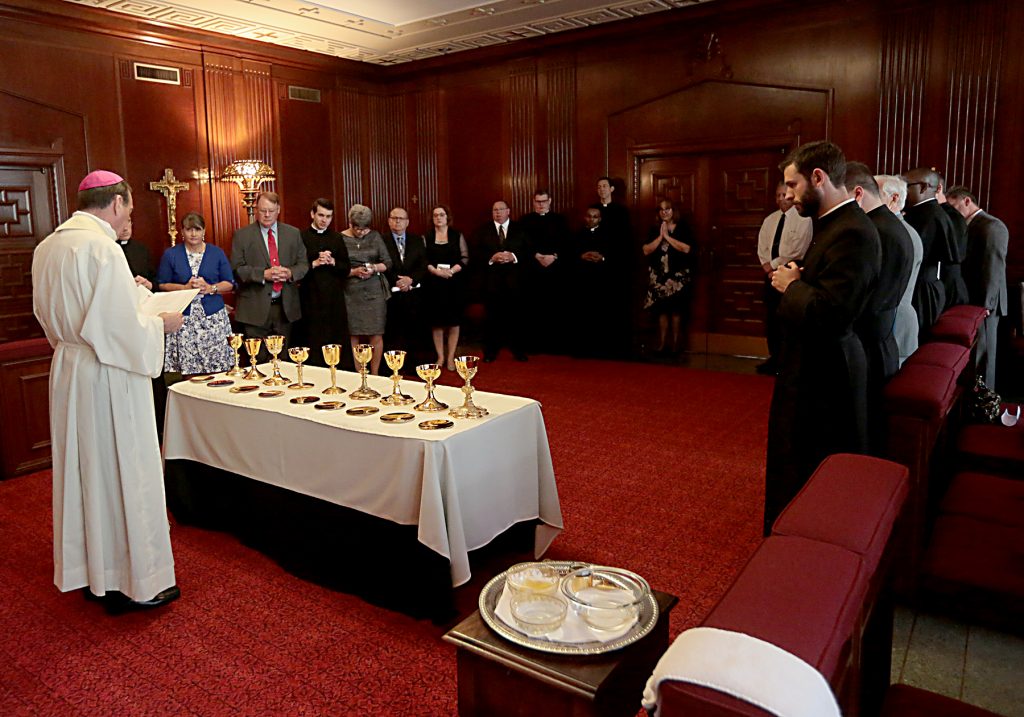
[649,454,909,717]
[919,469,1024,635]
[904,341,971,384]
[882,363,961,590]
[928,305,986,349]
[881,684,1002,716]
[955,416,1024,477]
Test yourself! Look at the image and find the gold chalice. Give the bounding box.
[381,350,414,406]
[450,355,488,418]
[262,334,290,386]
[288,346,314,389]
[349,343,380,400]
[414,363,448,412]
[243,337,266,380]
[226,333,247,377]
[321,344,346,395]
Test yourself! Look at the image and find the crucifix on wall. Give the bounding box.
[149,168,189,246]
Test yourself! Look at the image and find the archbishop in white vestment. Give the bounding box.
[33,206,175,601]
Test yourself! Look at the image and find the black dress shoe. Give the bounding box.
[755,360,777,375]
[104,585,181,615]
[483,355,496,363]
[513,354,528,362]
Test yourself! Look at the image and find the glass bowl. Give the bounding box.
[560,566,649,632]
[509,592,567,636]
[505,562,561,597]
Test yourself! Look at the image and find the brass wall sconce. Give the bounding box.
[220,159,276,223]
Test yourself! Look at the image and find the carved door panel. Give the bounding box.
[638,146,786,354]
[707,149,785,341]
[0,163,59,341]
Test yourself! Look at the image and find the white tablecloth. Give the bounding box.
[163,364,563,586]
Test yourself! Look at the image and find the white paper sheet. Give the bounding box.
[137,286,199,315]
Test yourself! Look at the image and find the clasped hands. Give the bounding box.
[581,251,604,263]
[490,251,515,264]
[263,266,292,283]
[187,276,218,295]
[312,250,335,268]
[770,261,802,293]
[535,253,557,268]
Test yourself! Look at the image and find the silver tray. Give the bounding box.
[478,561,659,655]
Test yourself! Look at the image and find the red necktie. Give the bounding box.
[268,228,283,292]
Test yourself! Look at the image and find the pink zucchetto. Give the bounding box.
[78,170,125,192]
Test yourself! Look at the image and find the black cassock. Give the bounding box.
[764,200,881,534]
[297,227,350,367]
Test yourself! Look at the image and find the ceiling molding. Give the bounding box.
[58,0,716,65]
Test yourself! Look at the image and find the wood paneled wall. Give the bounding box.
[1,0,1022,346]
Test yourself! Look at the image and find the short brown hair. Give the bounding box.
[182,212,206,230]
[780,141,846,186]
[257,191,280,206]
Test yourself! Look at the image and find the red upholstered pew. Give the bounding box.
[645,454,909,717]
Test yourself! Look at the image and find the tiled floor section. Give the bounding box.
[892,606,1024,716]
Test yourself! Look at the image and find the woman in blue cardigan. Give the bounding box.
[157,212,235,374]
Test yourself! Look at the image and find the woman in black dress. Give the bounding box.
[642,199,696,354]
[424,205,469,371]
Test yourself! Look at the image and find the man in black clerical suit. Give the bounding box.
[297,198,349,367]
[382,206,428,365]
[116,219,155,290]
[591,177,633,357]
[765,141,881,535]
[520,190,571,354]
[947,186,1009,389]
[844,162,914,454]
[936,174,970,309]
[476,200,528,362]
[570,207,617,358]
[904,168,960,338]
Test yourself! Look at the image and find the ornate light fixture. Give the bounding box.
[220,159,276,223]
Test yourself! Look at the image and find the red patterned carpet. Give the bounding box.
[0,354,772,716]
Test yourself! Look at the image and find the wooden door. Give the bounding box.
[0,162,59,341]
[638,145,787,356]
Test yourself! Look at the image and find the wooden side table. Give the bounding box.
[444,590,678,717]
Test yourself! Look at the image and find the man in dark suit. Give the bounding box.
[520,189,571,354]
[570,207,616,358]
[116,219,155,290]
[765,141,881,534]
[231,191,308,360]
[947,186,1009,389]
[936,173,970,309]
[297,198,349,367]
[904,168,960,338]
[382,206,428,365]
[844,162,914,453]
[591,177,633,357]
[476,200,528,362]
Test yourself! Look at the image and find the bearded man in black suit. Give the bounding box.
[765,141,881,534]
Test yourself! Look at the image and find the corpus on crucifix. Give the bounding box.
[149,168,190,246]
